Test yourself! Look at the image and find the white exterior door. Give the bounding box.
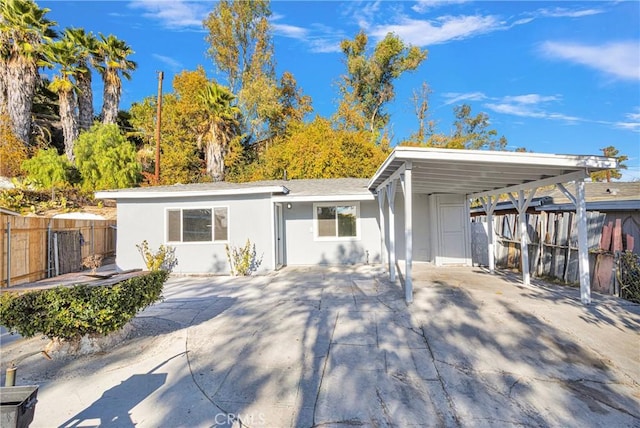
[435,196,471,265]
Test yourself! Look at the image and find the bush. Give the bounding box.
[74,123,141,191]
[0,187,95,214]
[21,148,76,188]
[225,239,262,276]
[136,240,178,272]
[0,271,168,340]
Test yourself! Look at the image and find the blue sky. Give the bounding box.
[40,0,640,180]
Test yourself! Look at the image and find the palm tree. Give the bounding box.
[41,38,82,162]
[64,28,98,131]
[96,34,136,124]
[0,0,56,144]
[197,83,241,181]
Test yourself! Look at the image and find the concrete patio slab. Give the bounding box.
[1,264,639,427]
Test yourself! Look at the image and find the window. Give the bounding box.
[314,203,359,239]
[166,207,228,243]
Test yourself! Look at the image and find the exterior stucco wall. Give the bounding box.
[115,194,273,274]
[391,192,432,263]
[283,200,381,265]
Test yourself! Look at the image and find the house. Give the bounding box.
[96,147,616,304]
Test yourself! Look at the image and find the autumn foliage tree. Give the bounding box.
[129,68,210,185]
[239,117,388,181]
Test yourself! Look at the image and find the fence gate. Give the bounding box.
[52,230,82,275]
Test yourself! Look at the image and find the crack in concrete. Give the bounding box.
[419,326,462,427]
[375,387,394,427]
[312,311,340,427]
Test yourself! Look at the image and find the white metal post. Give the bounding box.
[482,196,497,274]
[403,163,413,303]
[377,190,386,266]
[387,181,397,282]
[519,190,530,285]
[576,180,591,304]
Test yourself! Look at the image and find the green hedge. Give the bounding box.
[0,271,168,340]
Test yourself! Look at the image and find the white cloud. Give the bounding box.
[370,14,503,46]
[613,109,640,132]
[152,54,183,71]
[537,7,604,18]
[272,23,308,39]
[484,93,581,123]
[501,94,560,105]
[540,41,640,81]
[271,15,344,54]
[128,0,211,30]
[441,92,487,105]
[412,0,471,14]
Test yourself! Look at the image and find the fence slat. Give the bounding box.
[1,214,116,287]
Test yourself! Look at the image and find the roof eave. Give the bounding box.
[95,185,288,200]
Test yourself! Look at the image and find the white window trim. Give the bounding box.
[313,202,361,241]
[164,206,229,244]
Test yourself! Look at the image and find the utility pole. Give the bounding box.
[154,71,164,184]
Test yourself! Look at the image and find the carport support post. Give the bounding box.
[402,162,413,303]
[557,181,591,304]
[377,190,386,266]
[508,189,537,286]
[481,196,498,273]
[576,181,591,304]
[386,180,398,282]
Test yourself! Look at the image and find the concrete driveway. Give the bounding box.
[2,265,639,427]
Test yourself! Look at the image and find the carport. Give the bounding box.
[368,147,616,305]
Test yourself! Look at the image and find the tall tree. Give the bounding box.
[240,116,388,181]
[406,81,435,145]
[268,71,313,137]
[591,145,628,182]
[429,104,507,150]
[0,0,56,144]
[336,31,426,135]
[96,33,136,124]
[41,38,82,162]
[129,68,211,185]
[64,27,98,131]
[203,0,277,140]
[197,82,241,181]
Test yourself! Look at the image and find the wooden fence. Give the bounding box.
[471,211,638,293]
[0,214,116,287]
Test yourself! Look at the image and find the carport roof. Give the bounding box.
[368,147,617,198]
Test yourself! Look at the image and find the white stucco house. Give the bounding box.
[96,147,616,304]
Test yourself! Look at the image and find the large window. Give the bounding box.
[166,207,228,243]
[314,203,359,239]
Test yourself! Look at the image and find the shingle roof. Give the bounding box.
[536,181,640,203]
[95,178,372,199]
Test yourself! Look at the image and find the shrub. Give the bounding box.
[0,115,29,177]
[0,271,168,340]
[618,251,640,304]
[21,148,75,188]
[225,239,262,276]
[136,240,178,272]
[74,123,141,191]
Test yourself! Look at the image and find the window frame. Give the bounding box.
[165,206,229,244]
[313,202,360,241]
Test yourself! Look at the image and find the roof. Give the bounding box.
[95,178,373,201]
[536,181,640,203]
[470,182,640,213]
[368,146,617,197]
